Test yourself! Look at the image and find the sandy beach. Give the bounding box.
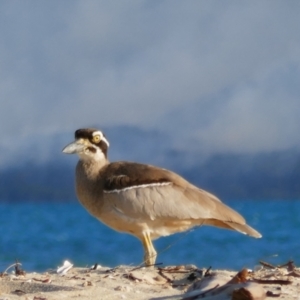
[1,260,300,300]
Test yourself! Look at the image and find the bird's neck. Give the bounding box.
[79,158,109,180]
[76,159,109,217]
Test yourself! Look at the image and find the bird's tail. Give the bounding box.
[224,221,262,238]
[203,219,262,238]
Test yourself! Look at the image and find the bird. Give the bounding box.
[62,128,261,266]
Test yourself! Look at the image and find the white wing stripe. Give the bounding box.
[104,182,172,194]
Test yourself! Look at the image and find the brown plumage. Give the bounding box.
[63,128,261,266]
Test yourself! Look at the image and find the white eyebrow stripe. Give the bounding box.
[92,131,101,136]
[101,136,110,147]
[92,130,110,147]
[104,182,172,194]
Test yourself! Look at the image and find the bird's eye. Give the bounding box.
[92,135,101,143]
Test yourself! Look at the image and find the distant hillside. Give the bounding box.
[181,150,300,200]
[0,126,299,201]
[1,149,300,202]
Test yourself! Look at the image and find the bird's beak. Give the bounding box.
[62,140,85,154]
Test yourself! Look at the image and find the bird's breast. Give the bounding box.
[75,164,106,218]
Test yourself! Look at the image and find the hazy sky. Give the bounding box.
[1,1,300,154]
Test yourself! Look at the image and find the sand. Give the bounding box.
[1,262,300,299]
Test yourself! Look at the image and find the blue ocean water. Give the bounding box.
[0,200,299,272]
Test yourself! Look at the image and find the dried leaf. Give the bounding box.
[226,269,248,284]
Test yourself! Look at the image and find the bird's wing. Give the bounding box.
[101,162,246,224]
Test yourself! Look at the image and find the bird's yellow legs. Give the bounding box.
[141,231,157,266]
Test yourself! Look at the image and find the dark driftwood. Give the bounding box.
[232,283,266,300]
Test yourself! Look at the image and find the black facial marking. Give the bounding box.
[98,140,108,158]
[75,128,98,140]
[87,146,97,153]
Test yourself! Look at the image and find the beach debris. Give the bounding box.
[259,260,277,269]
[252,259,298,285]
[259,259,296,272]
[0,263,299,299]
[183,269,267,300]
[158,265,200,274]
[15,260,26,276]
[252,278,292,285]
[129,262,163,272]
[1,260,25,276]
[204,266,212,277]
[105,266,120,273]
[90,263,98,270]
[231,283,267,300]
[158,269,174,283]
[182,261,300,300]
[82,280,93,287]
[33,277,52,283]
[184,272,231,298]
[12,289,26,295]
[288,270,300,277]
[57,260,73,275]
[155,265,204,288]
[122,264,205,288]
[260,259,300,278]
[69,275,86,280]
[266,290,281,297]
[88,263,101,271]
[126,270,169,285]
[114,285,132,292]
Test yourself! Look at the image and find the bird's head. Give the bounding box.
[62,128,109,162]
